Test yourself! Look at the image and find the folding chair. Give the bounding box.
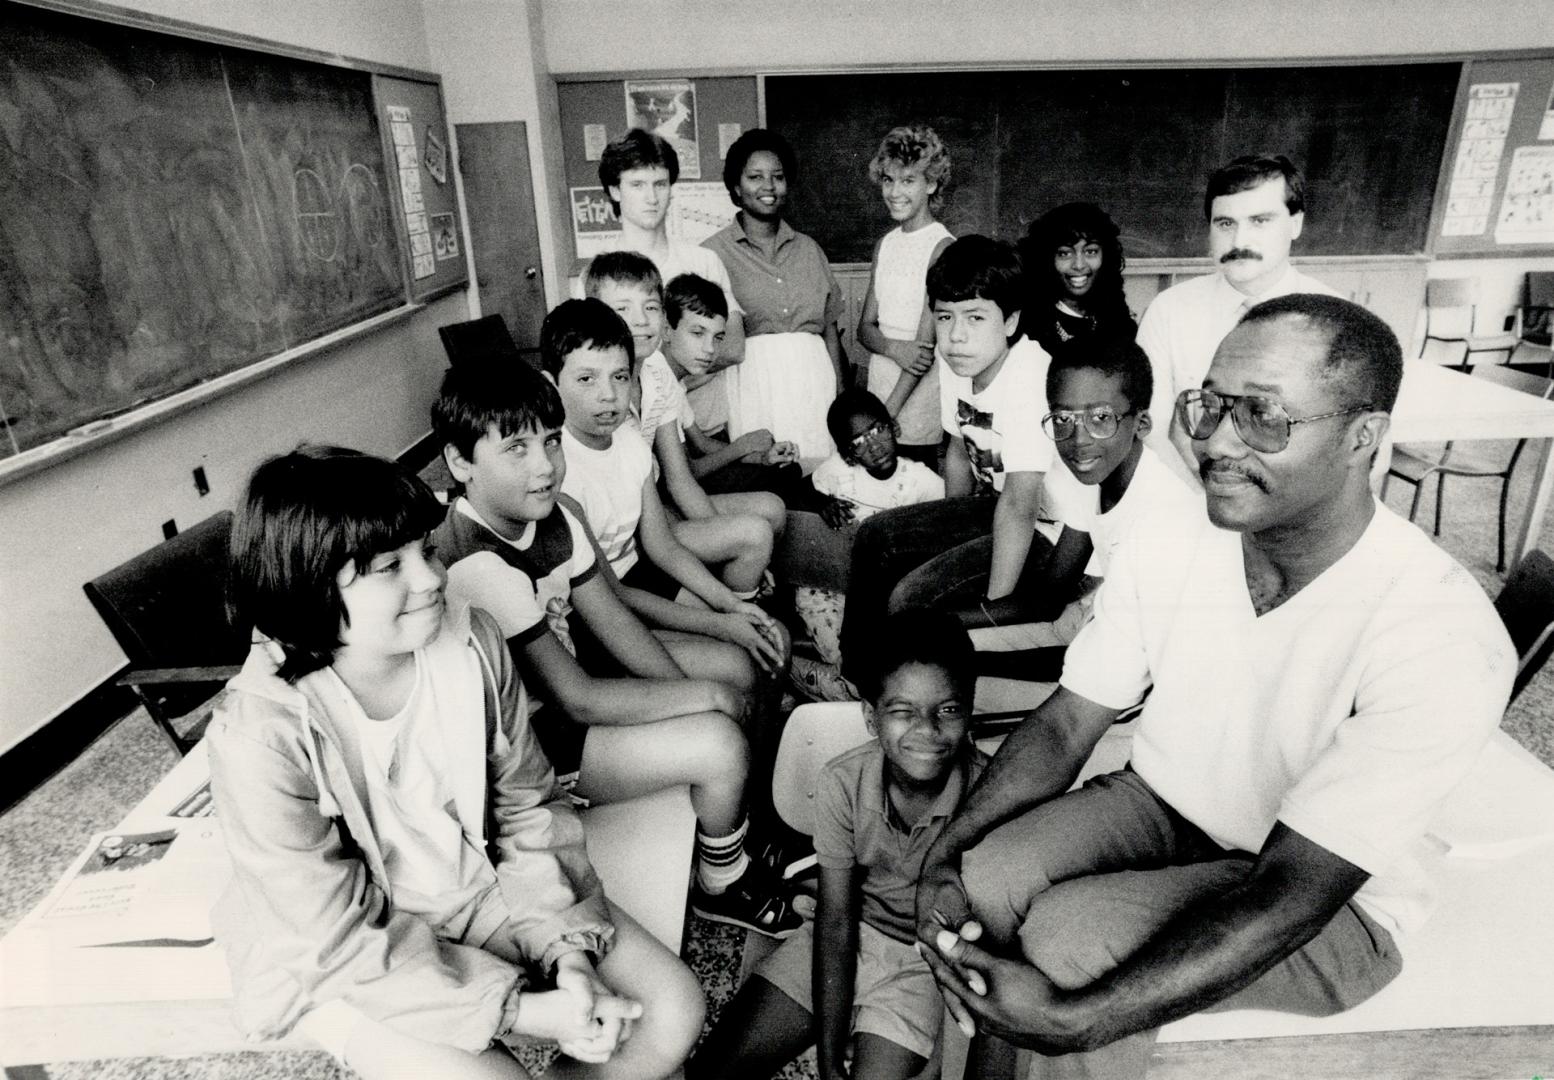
[436,313,528,369]
[1494,549,1554,703]
[1383,364,1554,571]
[82,512,248,754]
[1418,278,1518,368]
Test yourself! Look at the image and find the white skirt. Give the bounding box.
[867,351,942,447]
[724,331,837,465]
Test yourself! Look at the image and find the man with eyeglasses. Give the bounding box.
[1136,155,1341,484]
[916,294,1514,1079]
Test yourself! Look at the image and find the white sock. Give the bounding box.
[696,818,751,894]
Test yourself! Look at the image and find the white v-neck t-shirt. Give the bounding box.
[1060,497,1515,937]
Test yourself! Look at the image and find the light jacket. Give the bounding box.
[207,602,612,1052]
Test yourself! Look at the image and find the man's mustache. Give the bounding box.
[1220,249,1262,264]
[1201,458,1270,492]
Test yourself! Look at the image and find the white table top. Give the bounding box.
[1390,361,1554,442]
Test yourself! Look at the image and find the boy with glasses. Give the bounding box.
[958,335,1195,652]
[791,389,944,702]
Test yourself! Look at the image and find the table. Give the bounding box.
[1388,360,1554,567]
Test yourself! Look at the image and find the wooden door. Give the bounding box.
[455,121,546,350]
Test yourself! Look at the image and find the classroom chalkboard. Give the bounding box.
[766,65,1460,264]
[0,1,405,459]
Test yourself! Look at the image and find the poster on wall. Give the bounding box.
[1495,145,1554,245]
[571,185,621,259]
[625,79,700,178]
[1441,82,1519,238]
[570,182,735,259]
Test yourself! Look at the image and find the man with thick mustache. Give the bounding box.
[1137,155,1340,482]
[915,295,1515,1079]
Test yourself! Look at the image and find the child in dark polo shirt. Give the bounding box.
[689,610,988,1079]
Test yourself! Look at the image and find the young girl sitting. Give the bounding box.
[1015,201,1137,356]
[207,446,702,1080]
[856,125,955,468]
[790,390,944,702]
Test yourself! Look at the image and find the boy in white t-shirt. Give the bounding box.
[791,389,945,700]
[838,236,1055,684]
[582,252,784,595]
[963,335,1197,653]
[540,297,788,677]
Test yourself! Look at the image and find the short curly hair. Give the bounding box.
[867,125,952,213]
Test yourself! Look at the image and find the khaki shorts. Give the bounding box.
[754,918,942,1060]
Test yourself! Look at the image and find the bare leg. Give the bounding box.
[672,513,774,593]
[709,491,788,537]
[660,628,787,832]
[658,630,757,693]
[851,1032,928,1080]
[573,713,748,836]
[686,975,814,1080]
[546,902,704,1080]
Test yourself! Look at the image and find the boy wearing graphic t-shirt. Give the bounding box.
[839,236,1057,685]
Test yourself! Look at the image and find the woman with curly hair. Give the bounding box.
[1017,201,1137,356]
[856,124,955,467]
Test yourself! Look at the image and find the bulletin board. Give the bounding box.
[373,74,469,300]
[555,76,760,266]
[1431,53,1554,258]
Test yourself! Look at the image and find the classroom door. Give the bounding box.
[455,121,546,351]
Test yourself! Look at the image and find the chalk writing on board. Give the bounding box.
[292,164,391,263]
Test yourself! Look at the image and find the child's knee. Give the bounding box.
[639,960,706,1068]
[692,712,751,781]
[735,515,775,560]
[754,493,786,533]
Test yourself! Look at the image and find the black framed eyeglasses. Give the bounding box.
[847,421,892,453]
[1175,389,1374,454]
[1041,407,1133,442]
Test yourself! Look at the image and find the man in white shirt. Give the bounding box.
[916,294,1515,1079]
[1137,155,1340,481]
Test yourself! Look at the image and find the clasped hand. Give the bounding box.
[914,854,1100,1054]
[511,955,641,1064]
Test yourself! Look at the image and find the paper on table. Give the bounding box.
[16,819,229,947]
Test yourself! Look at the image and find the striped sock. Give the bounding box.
[696,817,751,894]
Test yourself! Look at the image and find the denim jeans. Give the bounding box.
[837,496,996,681]
[960,769,1403,1080]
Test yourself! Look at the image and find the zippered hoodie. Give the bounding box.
[207,601,612,1052]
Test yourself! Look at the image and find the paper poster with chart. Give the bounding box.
[388,104,434,278]
[626,79,700,178]
[374,74,466,298]
[666,181,736,245]
[1495,145,1554,245]
[1442,83,1519,237]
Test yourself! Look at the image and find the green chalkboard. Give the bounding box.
[766,65,1460,264]
[0,1,404,458]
